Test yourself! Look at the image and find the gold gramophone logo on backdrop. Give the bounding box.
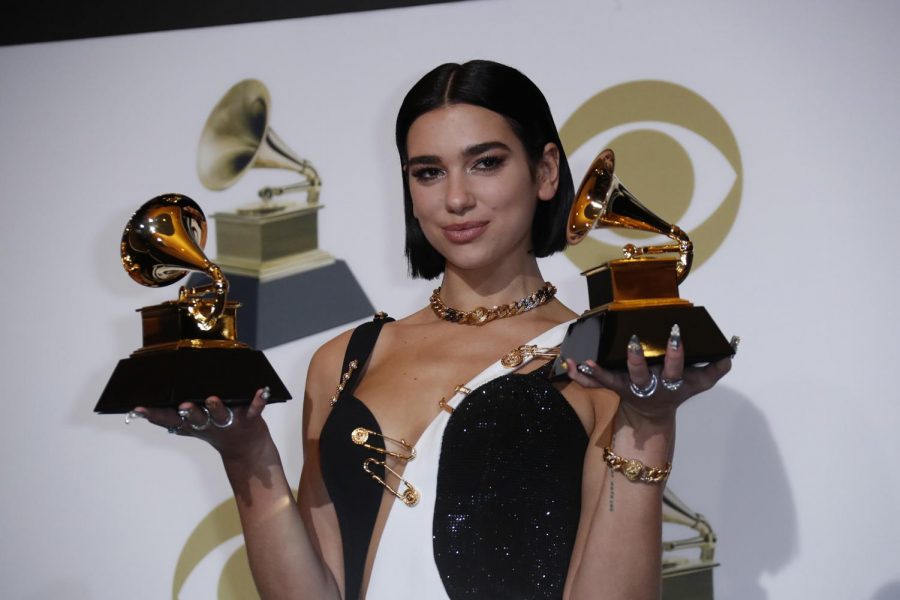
[189,79,374,349]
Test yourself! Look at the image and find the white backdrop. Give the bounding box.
[2,0,899,598]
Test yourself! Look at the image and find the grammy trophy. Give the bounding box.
[554,149,736,373]
[95,194,291,413]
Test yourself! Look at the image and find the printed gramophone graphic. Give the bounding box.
[554,148,737,372]
[95,194,291,412]
[187,79,373,349]
[662,489,718,599]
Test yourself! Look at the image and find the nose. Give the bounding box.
[444,171,475,215]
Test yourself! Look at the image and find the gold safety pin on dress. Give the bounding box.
[500,345,561,368]
[438,384,473,415]
[330,360,359,407]
[351,427,417,461]
[363,457,421,507]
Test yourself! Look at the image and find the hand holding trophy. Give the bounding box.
[554,148,737,375]
[95,193,290,413]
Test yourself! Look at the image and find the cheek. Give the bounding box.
[408,182,427,216]
[478,177,526,211]
[490,178,539,218]
[410,190,437,223]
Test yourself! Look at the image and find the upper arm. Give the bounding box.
[563,385,619,596]
[296,329,354,596]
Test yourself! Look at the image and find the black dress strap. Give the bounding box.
[320,312,394,599]
[334,313,394,404]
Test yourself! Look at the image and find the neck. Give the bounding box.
[437,255,547,311]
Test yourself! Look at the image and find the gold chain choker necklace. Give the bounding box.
[430,282,557,326]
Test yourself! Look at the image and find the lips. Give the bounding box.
[442,221,489,243]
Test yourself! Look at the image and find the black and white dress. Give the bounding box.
[320,316,589,600]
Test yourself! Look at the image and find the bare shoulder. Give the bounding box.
[552,297,618,438]
[306,328,354,395]
[302,313,418,434]
[549,299,579,323]
[556,376,619,439]
[302,326,356,439]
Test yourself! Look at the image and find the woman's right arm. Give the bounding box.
[133,332,350,600]
[219,396,337,599]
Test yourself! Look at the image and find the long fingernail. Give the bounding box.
[577,363,595,377]
[261,386,271,401]
[178,408,191,418]
[730,335,741,355]
[125,410,146,425]
[627,335,643,355]
[669,324,681,350]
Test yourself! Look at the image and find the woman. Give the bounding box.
[131,60,731,599]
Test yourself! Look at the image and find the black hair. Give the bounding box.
[395,60,575,279]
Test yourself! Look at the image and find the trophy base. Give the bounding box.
[95,347,291,413]
[188,258,374,350]
[136,300,244,351]
[584,257,684,307]
[552,304,733,376]
[213,203,323,262]
[662,561,717,600]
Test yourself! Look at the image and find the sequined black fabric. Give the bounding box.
[434,369,588,599]
[321,317,587,599]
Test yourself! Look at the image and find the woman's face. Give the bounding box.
[405,103,559,275]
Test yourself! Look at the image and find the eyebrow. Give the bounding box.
[406,141,511,167]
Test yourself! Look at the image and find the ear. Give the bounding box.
[536,143,560,202]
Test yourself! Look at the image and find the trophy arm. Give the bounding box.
[257,174,321,205]
[623,225,694,283]
[178,264,229,331]
[254,128,322,205]
[662,487,716,562]
[567,149,694,283]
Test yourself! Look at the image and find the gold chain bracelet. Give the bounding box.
[602,446,672,484]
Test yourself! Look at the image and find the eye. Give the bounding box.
[469,155,506,172]
[409,166,444,183]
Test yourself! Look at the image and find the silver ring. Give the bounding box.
[190,406,212,431]
[629,373,658,398]
[125,410,146,425]
[211,406,235,429]
[661,377,683,392]
[577,363,595,377]
[167,414,186,434]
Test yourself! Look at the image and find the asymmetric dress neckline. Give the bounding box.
[319,317,588,599]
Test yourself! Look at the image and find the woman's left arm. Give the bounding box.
[564,328,732,600]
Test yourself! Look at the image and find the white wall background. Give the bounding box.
[2,0,899,598]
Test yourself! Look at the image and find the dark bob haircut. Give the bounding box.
[395,60,575,280]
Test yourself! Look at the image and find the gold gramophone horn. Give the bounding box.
[197,79,321,211]
[567,148,693,282]
[662,487,716,563]
[121,194,228,331]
